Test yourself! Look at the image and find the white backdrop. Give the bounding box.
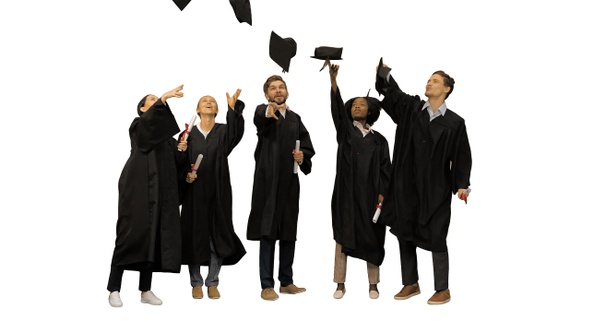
[1,0,589,331]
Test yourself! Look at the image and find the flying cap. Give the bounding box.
[311,46,343,71]
[173,0,191,11]
[229,0,252,25]
[375,57,392,96]
[269,31,297,73]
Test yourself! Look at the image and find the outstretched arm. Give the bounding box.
[161,84,184,105]
[329,62,339,92]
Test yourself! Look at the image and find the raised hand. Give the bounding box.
[161,84,184,104]
[226,88,242,111]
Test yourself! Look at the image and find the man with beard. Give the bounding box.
[247,75,315,301]
[375,61,472,305]
[328,63,392,299]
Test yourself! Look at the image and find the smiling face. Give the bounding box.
[196,95,218,117]
[264,79,289,105]
[351,97,369,122]
[139,94,158,113]
[424,73,451,100]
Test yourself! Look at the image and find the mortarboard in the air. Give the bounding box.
[375,57,392,96]
[229,0,252,25]
[310,46,343,71]
[269,31,297,73]
[173,0,192,11]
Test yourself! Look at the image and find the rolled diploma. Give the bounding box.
[191,154,204,173]
[372,203,382,223]
[183,115,197,141]
[178,115,197,151]
[293,140,300,174]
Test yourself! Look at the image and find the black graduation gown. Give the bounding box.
[110,99,183,273]
[247,104,315,241]
[330,88,392,266]
[376,75,472,252]
[179,101,246,266]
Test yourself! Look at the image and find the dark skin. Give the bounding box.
[328,61,381,297]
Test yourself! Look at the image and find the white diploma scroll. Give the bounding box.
[293,140,300,174]
[372,202,382,223]
[191,154,204,174]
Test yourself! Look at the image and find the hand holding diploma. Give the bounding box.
[186,154,203,183]
[293,140,301,174]
[458,188,471,204]
[372,202,382,223]
[372,194,384,223]
[178,114,197,151]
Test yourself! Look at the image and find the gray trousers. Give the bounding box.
[189,239,223,287]
[399,240,449,291]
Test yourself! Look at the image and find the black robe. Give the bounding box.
[247,104,315,241]
[110,99,183,273]
[330,88,392,266]
[179,101,246,266]
[376,75,472,252]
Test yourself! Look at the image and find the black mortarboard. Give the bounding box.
[311,46,343,71]
[173,0,191,11]
[269,31,297,73]
[229,0,252,25]
[375,57,392,96]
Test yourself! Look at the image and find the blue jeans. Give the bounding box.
[189,239,222,287]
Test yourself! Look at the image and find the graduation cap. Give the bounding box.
[173,0,191,11]
[310,46,343,71]
[269,31,297,73]
[375,57,392,96]
[229,0,252,25]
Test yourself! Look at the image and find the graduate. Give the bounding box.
[178,90,247,300]
[327,62,392,299]
[246,74,315,301]
[107,85,185,308]
[375,60,472,305]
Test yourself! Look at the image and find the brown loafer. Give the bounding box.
[279,284,306,294]
[427,289,450,305]
[208,286,220,299]
[261,288,279,301]
[192,286,203,299]
[394,283,420,300]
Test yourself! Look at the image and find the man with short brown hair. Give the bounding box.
[376,62,472,305]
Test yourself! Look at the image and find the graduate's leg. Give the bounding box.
[398,239,419,285]
[432,251,449,291]
[189,264,204,287]
[278,240,295,287]
[259,238,276,289]
[205,238,222,287]
[430,203,451,291]
[107,265,124,292]
[138,267,153,292]
[333,242,347,284]
[367,261,380,285]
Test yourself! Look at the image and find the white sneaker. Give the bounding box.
[109,291,123,307]
[140,291,163,305]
